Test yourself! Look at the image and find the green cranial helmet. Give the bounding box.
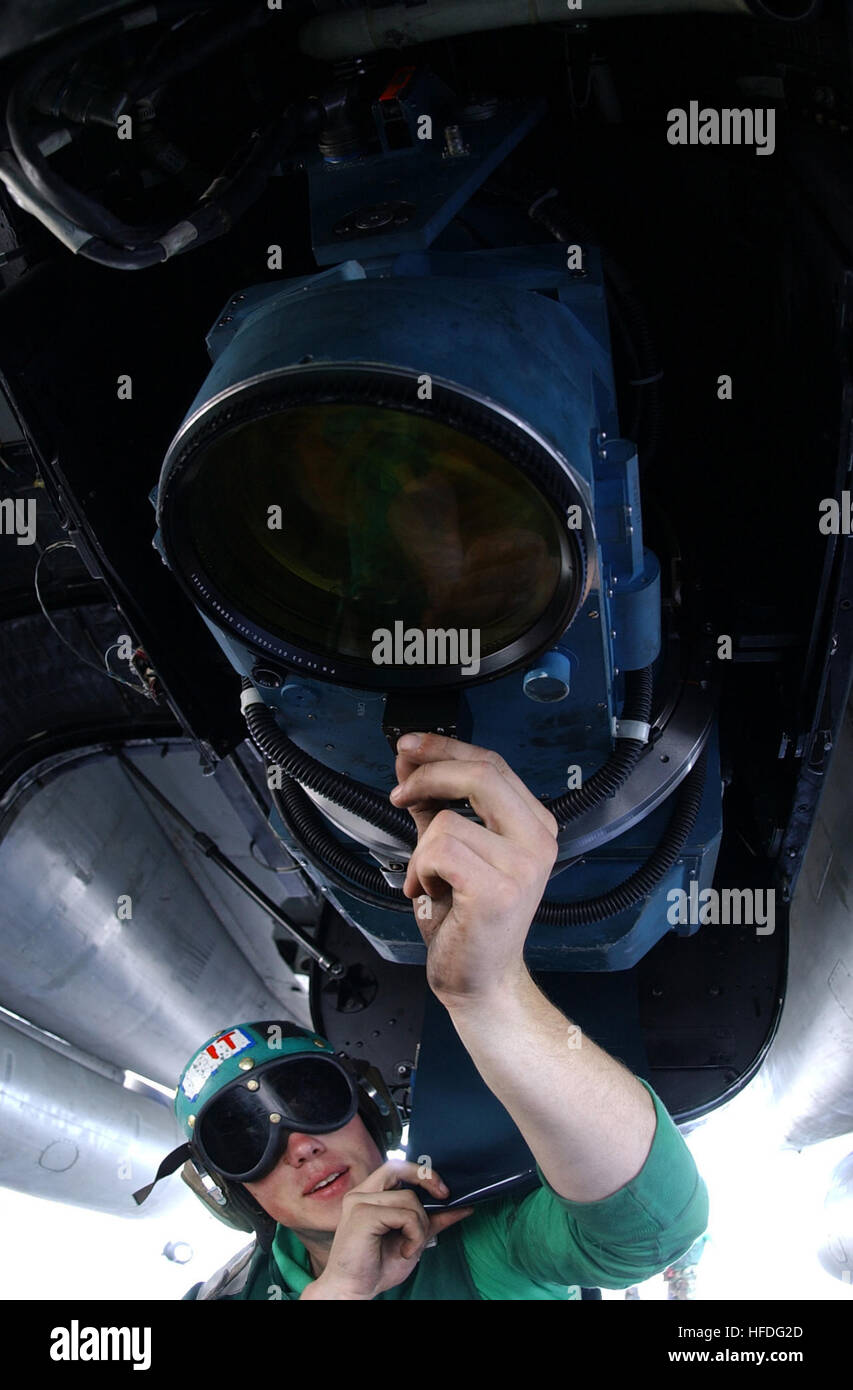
[175,1021,337,1136]
[134,1019,403,1249]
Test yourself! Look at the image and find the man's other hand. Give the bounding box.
[300,1160,473,1300]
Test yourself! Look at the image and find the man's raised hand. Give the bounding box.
[390,734,558,1007]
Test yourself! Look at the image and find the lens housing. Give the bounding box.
[157,364,590,691]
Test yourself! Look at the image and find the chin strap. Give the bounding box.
[133,1143,192,1205]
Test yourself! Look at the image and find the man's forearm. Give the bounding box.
[444,967,658,1203]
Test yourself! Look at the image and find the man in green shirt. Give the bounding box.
[145,732,708,1300]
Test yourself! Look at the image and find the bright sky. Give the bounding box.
[0,1077,850,1301]
[0,1181,249,1301]
[603,1075,853,1302]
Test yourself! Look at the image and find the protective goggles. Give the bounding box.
[192,1052,359,1183]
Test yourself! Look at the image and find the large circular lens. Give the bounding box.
[159,370,586,687]
[187,405,565,660]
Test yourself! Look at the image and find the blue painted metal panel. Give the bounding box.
[304,97,547,265]
[154,183,713,969]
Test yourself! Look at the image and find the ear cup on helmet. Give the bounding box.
[180,1160,277,1251]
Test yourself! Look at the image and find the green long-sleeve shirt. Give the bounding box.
[184,1079,709,1301]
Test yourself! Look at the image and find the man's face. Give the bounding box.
[244,1113,383,1232]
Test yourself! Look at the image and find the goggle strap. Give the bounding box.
[132,1142,193,1205]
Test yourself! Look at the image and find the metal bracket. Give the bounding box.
[368,848,410,890]
[612,717,651,743]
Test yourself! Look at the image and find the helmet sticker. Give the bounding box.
[181,1028,255,1101]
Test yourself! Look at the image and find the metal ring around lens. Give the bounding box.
[157,363,593,691]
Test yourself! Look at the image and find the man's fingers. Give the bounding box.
[402,824,491,902]
[427,1207,476,1238]
[352,1202,429,1260]
[394,733,558,838]
[393,757,555,847]
[402,810,552,902]
[420,812,518,874]
[353,1159,450,1201]
[365,1201,475,1257]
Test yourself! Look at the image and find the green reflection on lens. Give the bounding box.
[185,403,568,663]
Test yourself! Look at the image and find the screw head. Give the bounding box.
[269,1113,282,1124]
[238,1057,255,1071]
[247,1079,260,1091]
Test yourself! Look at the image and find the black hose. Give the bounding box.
[5,4,202,244]
[247,668,651,844]
[535,747,708,926]
[4,5,318,267]
[56,101,314,267]
[544,666,653,830]
[241,680,417,847]
[247,680,708,928]
[271,780,404,910]
[78,237,166,269]
[272,747,708,926]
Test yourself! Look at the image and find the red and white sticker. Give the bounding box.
[181,1028,254,1101]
